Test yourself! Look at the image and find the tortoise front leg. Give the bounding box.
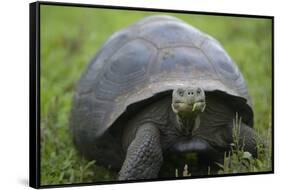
[238,123,258,157]
[118,123,163,180]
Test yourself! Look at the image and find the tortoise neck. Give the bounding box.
[175,113,200,136]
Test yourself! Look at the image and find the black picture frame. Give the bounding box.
[29,1,274,189]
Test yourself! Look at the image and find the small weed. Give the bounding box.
[217,114,272,174]
[175,164,191,177]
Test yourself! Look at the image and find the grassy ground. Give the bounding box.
[40,5,272,186]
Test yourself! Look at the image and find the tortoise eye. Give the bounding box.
[197,89,201,94]
[178,89,184,96]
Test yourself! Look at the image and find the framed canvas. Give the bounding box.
[29,1,274,188]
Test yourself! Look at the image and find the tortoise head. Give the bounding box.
[171,87,206,134]
[172,87,206,116]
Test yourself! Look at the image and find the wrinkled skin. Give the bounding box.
[118,87,257,180]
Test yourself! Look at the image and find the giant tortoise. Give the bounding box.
[70,15,256,180]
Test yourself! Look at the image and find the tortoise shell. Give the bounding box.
[70,15,253,152]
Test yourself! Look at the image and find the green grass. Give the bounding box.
[40,5,272,185]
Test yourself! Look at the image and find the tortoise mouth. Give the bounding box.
[173,101,192,106]
[173,99,205,105]
[172,102,191,108]
[172,99,206,114]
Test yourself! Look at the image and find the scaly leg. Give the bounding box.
[238,123,258,157]
[118,123,163,180]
